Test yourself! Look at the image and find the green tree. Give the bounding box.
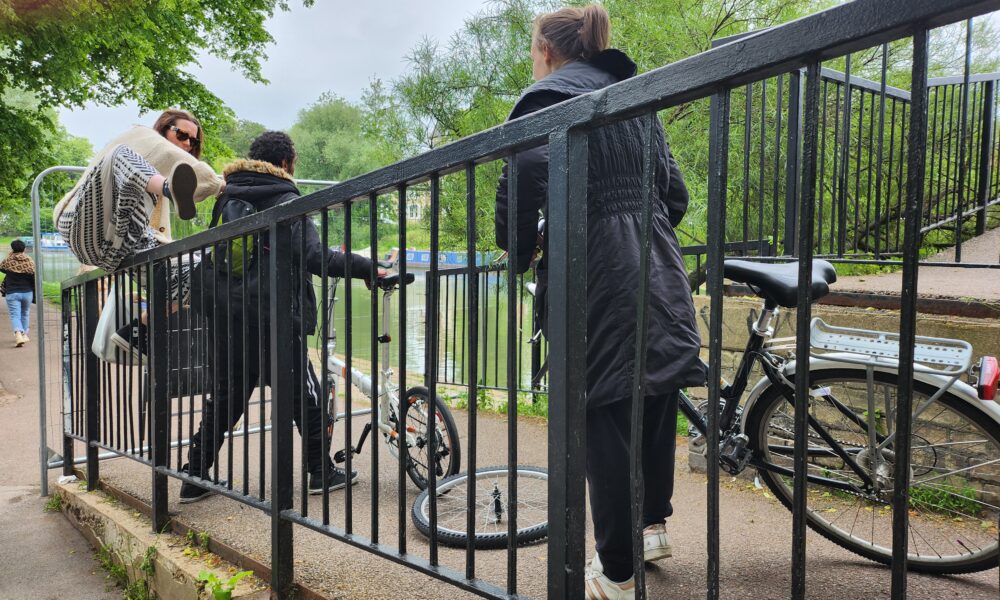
[289,92,383,181]
[0,0,314,216]
[213,118,268,166]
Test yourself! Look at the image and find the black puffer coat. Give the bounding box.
[208,159,374,335]
[495,49,705,409]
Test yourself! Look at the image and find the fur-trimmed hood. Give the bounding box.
[222,158,294,181]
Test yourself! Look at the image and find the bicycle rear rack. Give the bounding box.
[808,318,974,376]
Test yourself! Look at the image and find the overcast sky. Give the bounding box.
[57,0,485,150]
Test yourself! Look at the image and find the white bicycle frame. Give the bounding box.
[324,280,416,453]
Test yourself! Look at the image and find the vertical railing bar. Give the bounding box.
[787,70,803,256]
[975,79,994,236]
[320,210,330,523]
[853,89,864,253]
[258,234,267,501]
[464,164,479,580]
[772,74,784,256]
[226,239,235,488]
[269,220,295,597]
[927,86,941,230]
[758,80,767,254]
[743,84,752,254]
[792,59,823,600]
[886,100,898,254]
[299,216,309,516]
[628,110,658,599]
[428,174,442,565]
[368,192,380,543]
[209,243,218,481]
[864,91,876,252]
[345,200,354,534]
[831,81,842,254]
[505,152,519,596]
[705,89,731,600]
[149,260,169,531]
[83,277,101,490]
[61,287,75,478]
[942,84,958,229]
[874,44,889,259]
[546,126,588,600]
[955,18,974,262]
[893,27,930,599]
[241,239,250,496]
[397,183,409,554]
[897,102,909,250]
[838,55,852,257]
[817,78,829,255]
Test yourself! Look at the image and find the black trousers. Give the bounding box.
[187,312,330,478]
[587,391,679,582]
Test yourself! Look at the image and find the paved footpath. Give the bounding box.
[3,291,1000,599]
[0,297,117,600]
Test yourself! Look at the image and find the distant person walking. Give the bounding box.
[0,240,36,347]
[495,5,704,599]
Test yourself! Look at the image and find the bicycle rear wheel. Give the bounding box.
[400,386,461,490]
[411,465,549,549]
[747,368,1000,574]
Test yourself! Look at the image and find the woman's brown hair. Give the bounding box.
[151,109,204,159]
[533,4,610,63]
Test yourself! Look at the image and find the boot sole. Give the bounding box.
[170,163,198,220]
[644,545,673,562]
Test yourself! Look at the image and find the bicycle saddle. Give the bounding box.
[722,259,837,308]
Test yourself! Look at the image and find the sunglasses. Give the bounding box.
[169,125,201,147]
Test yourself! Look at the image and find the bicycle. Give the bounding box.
[409,258,1000,569]
[322,271,461,490]
[682,258,1000,574]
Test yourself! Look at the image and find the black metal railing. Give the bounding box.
[58,1,1000,599]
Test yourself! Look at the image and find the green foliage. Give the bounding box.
[95,542,154,600]
[290,93,383,181]
[43,493,63,513]
[198,569,253,597]
[910,483,982,517]
[213,118,268,165]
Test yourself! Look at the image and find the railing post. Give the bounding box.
[269,221,295,596]
[784,70,803,256]
[61,288,76,478]
[892,26,931,600]
[149,263,171,532]
[546,127,588,600]
[975,79,995,236]
[82,278,101,491]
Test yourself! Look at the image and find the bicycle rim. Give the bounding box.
[749,368,1000,573]
[402,388,460,489]
[411,466,549,549]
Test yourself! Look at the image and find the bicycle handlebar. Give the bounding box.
[377,272,415,291]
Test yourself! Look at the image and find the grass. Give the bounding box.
[43,493,63,513]
[909,483,982,517]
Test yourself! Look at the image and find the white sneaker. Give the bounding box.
[14,332,25,347]
[643,523,672,562]
[585,558,635,600]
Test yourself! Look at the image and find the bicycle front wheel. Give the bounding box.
[411,465,549,549]
[747,368,1000,574]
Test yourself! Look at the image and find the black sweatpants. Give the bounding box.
[587,391,679,582]
[187,312,330,478]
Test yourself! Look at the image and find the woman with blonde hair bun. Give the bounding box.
[495,5,705,598]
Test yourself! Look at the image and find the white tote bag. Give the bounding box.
[91,283,141,364]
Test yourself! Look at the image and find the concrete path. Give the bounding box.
[0,298,118,600]
[837,226,1000,300]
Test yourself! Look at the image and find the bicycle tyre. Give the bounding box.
[746,368,1000,574]
[401,386,461,490]
[410,465,549,550]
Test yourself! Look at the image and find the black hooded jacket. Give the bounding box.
[495,50,706,409]
[214,159,374,335]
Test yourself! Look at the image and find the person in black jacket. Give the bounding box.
[181,131,381,503]
[495,6,705,598]
[1,239,36,348]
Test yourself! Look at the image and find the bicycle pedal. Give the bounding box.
[334,449,348,463]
